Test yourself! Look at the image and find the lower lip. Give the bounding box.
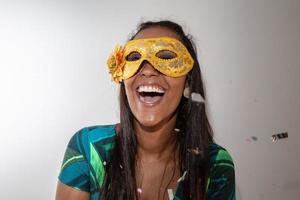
[137,93,164,106]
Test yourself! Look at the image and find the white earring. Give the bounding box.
[191,92,205,103]
[183,85,205,103]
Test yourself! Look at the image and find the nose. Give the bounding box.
[139,60,160,78]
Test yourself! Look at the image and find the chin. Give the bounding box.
[134,114,164,131]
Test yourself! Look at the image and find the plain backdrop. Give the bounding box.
[0,0,299,199]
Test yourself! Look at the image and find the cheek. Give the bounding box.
[164,77,186,109]
[170,86,184,108]
[167,77,186,96]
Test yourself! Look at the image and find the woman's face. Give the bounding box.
[124,26,187,130]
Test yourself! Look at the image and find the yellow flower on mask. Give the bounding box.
[107,45,125,83]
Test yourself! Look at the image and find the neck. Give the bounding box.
[134,115,178,163]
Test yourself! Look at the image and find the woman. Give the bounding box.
[56,20,235,200]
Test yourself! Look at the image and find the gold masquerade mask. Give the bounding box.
[107,37,194,83]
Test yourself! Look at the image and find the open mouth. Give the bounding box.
[137,85,165,105]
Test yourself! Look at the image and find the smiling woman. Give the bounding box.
[56,20,235,200]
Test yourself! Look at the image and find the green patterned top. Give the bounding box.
[58,125,235,199]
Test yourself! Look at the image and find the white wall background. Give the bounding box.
[0,0,299,199]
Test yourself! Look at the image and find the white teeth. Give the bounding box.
[137,85,165,93]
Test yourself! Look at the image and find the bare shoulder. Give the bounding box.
[55,181,90,200]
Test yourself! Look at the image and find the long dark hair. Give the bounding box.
[100,20,214,200]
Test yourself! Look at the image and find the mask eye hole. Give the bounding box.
[126,51,141,61]
[156,50,177,60]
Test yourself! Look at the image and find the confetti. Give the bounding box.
[251,136,258,141]
[168,189,174,200]
[245,138,251,142]
[174,128,180,133]
[272,132,288,142]
[137,188,142,194]
[187,147,201,155]
[177,170,187,182]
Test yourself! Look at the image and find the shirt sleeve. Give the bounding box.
[58,129,90,192]
[207,146,236,200]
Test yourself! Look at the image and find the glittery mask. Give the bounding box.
[107,37,194,83]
